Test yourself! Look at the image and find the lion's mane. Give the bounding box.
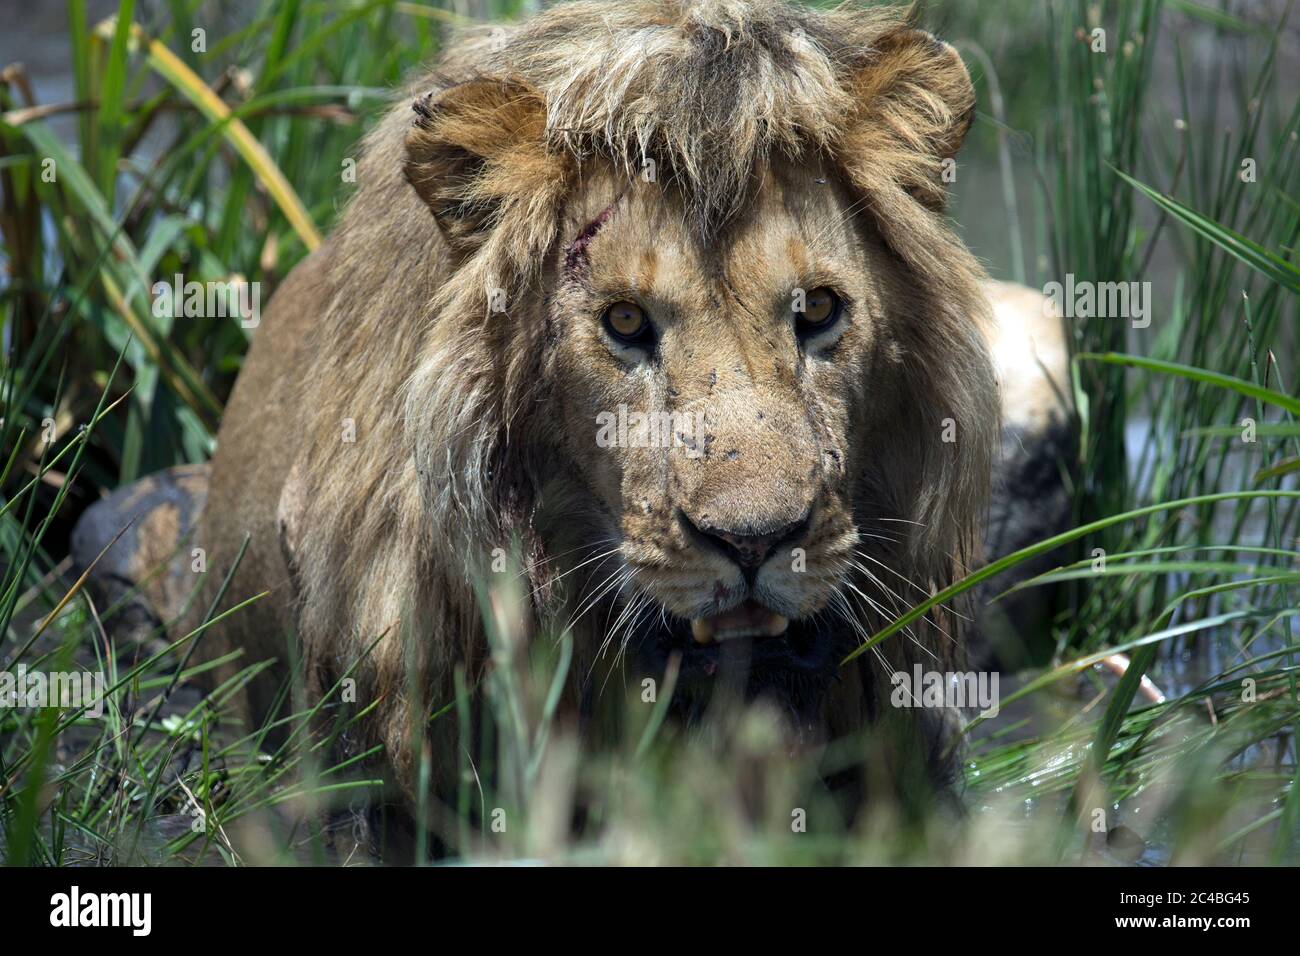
[287,0,994,794]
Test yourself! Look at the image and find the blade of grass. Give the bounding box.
[93,17,322,251]
[842,490,1300,665]
[1112,166,1300,293]
[1078,352,1300,416]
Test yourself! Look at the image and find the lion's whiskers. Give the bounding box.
[521,535,620,580]
[848,561,953,655]
[604,590,658,685]
[829,591,896,679]
[840,576,938,662]
[852,546,972,625]
[528,541,624,598]
[564,562,633,637]
[600,579,650,656]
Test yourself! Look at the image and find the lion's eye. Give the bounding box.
[795,287,842,337]
[603,301,652,345]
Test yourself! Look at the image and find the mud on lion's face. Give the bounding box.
[537,159,919,724]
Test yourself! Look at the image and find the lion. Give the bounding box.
[71,0,1073,835]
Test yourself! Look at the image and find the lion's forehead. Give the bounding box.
[567,161,865,310]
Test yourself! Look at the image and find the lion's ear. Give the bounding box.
[404,78,565,254]
[838,29,975,209]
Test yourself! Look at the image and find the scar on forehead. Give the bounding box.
[563,198,621,277]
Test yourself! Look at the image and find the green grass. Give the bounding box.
[1,0,1298,864]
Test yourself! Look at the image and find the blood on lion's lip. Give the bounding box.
[690,599,790,644]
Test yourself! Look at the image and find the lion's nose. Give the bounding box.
[682,510,811,569]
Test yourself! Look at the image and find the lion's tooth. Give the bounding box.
[691,618,714,644]
[766,614,790,637]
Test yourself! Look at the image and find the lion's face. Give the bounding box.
[534,158,930,713]
[379,6,998,757]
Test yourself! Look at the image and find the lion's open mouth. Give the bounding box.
[649,598,837,675]
[620,594,844,732]
[689,600,790,644]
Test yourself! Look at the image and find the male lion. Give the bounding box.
[72,0,1071,833]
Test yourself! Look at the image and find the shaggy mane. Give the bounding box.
[286,0,993,798]
[434,0,944,240]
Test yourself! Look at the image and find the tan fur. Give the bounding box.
[185,0,1002,802]
[985,279,1071,434]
